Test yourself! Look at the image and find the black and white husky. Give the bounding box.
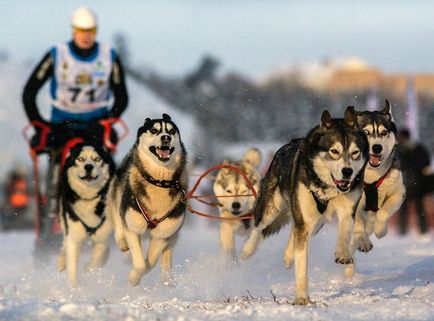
[241,106,368,305]
[57,143,115,285]
[213,148,262,258]
[346,101,405,277]
[106,114,188,286]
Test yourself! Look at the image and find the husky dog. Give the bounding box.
[106,114,188,286]
[57,143,115,285]
[213,148,262,257]
[241,107,368,305]
[345,101,405,277]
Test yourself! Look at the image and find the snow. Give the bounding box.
[0,61,433,321]
[0,221,433,321]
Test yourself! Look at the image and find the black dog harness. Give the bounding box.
[64,201,107,236]
[134,174,186,229]
[311,192,328,214]
[363,168,391,212]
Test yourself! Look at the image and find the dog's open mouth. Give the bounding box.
[80,174,98,181]
[331,175,351,192]
[150,145,175,162]
[369,154,382,168]
[231,210,242,215]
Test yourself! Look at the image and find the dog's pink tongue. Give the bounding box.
[369,155,381,166]
[158,148,170,159]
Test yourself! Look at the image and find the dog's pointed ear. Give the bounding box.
[144,118,151,124]
[321,109,333,128]
[242,148,262,168]
[382,100,394,121]
[344,106,357,128]
[162,113,171,121]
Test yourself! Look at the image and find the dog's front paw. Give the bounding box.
[240,235,259,260]
[335,249,354,265]
[128,268,144,286]
[293,297,312,305]
[117,238,129,252]
[374,219,388,239]
[357,232,373,253]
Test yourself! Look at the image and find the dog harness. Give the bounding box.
[133,173,186,229]
[363,168,391,212]
[311,192,328,214]
[64,201,107,236]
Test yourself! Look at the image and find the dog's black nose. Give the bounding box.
[372,144,383,154]
[342,167,353,179]
[85,164,94,172]
[161,135,171,144]
[232,202,241,210]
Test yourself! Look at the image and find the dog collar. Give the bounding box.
[363,167,391,212]
[141,171,183,190]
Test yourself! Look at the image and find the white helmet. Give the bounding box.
[71,6,97,29]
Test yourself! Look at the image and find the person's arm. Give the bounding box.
[22,50,54,123]
[108,51,128,118]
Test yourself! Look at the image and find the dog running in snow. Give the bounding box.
[213,148,262,258]
[345,100,405,277]
[241,106,368,305]
[106,114,188,286]
[57,143,115,285]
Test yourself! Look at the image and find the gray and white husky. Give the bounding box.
[241,106,368,305]
[58,143,115,285]
[106,114,188,286]
[213,148,262,258]
[346,101,405,277]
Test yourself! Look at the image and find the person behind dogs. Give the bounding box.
[396,128,431,234]
[21,6,128,252]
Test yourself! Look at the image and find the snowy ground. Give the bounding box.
[0,212,433,321]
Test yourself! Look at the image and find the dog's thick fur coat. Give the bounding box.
[57,143,115,285]
[241,107,368,304]
[106,114,188,286]
[346,101,405,277]
[213,148,262,257]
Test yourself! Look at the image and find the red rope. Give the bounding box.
[186,164,257,221]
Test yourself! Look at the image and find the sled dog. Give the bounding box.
[346,100,405,277]
[213,148,262,257]
[57,143,115,285]
[241,106,368,305]
[106,114,188,286]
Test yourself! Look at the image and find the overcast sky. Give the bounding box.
[2,0,434,77]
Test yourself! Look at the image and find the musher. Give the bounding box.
[22,6,128,257]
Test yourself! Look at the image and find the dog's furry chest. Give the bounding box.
[220,209,252,234]
[69,198,103,226]
[138,184,180,217]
